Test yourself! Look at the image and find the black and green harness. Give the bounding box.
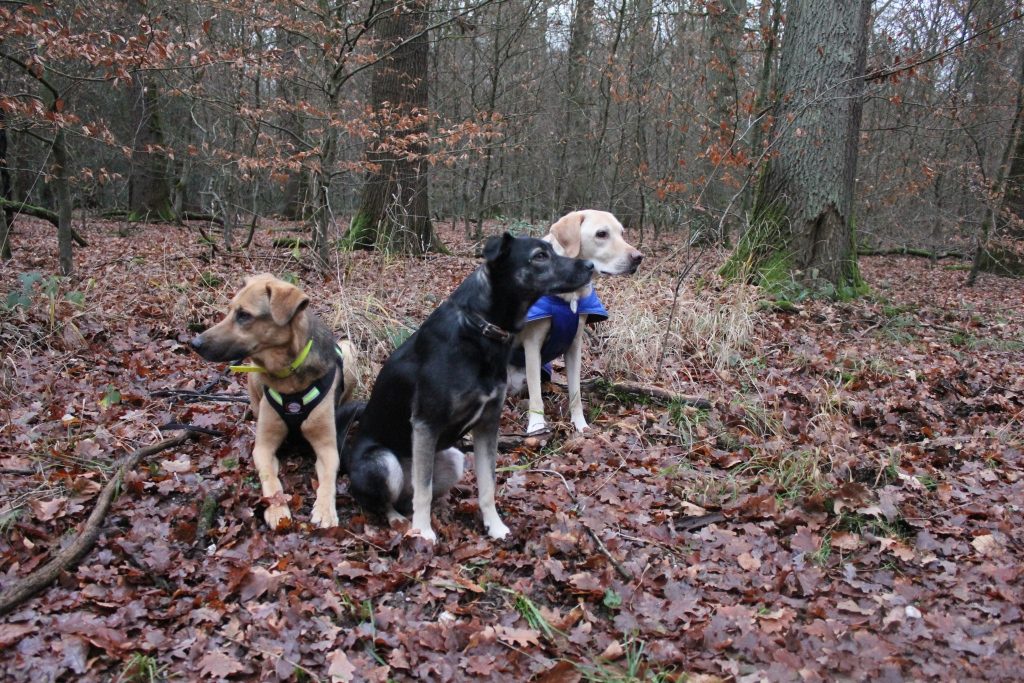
[231,341,347,434]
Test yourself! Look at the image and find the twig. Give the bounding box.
[580,378,712,410]
[528,468,634,582]
[151,389,249,404]
[158,422,225,437]
[0,431,197,616]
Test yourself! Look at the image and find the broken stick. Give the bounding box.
[0,431,196,617]
[580,378,712,410]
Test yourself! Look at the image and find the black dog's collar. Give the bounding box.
[465,312,515,343]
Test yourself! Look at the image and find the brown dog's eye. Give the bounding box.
[596,230,608,239]
[236,310,253,324]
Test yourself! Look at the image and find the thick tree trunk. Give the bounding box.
[726,0,871,290]
[968,44,1024,284]
[699,0,747,243]
[349,0,435,254]
[127,75,172,219]
[556,0,596,214]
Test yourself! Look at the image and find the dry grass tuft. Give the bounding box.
[592,272,758,389]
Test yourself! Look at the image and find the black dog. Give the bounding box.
[342,233,594,542]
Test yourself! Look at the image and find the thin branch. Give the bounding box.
[0,431,198,617]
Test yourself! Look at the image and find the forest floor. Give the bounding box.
[0,217,1022,682]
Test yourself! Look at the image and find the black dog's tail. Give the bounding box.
[336,400,366,444]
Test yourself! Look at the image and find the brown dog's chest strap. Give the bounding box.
[264,346,345,432]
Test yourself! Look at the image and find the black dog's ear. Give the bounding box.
[483,232,515,262]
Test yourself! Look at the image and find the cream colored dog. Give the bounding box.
[509,210,643,434]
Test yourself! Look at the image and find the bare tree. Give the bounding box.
[348,0,436,254]
[725,0,872,290]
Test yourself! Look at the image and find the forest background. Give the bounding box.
[1,1,1023,681]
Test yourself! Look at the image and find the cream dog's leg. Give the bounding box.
[520,319,552,435]
[565,314,589,432]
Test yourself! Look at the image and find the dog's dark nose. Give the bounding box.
[632,251,644,265]
[190,335,204,351]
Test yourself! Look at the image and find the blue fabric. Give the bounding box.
[511,289,608,374]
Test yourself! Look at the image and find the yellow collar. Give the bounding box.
[229,339,313,379]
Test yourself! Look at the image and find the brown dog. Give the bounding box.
[191,274,357,529]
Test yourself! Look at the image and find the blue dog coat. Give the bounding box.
[511,289,608,377]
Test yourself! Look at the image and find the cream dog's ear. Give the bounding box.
[266,280,309,325]
[548,211,583,258]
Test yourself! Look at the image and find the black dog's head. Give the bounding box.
[483,233,593,299]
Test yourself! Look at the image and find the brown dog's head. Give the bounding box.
[547,209,643,275]
[190,274,309,363]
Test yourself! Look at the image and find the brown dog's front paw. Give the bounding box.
[264,504,292,530]
[310,498,339,529]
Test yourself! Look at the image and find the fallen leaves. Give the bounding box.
[2,222,1023,681]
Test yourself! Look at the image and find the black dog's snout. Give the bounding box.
[583,260,595,272]
[190,335,204,351]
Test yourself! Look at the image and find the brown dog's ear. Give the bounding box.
[266,281,309,326]
[549,212,583,258]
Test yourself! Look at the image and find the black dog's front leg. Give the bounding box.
[472,413,510,540]
[410,419,440,542]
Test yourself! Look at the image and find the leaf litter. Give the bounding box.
[0,219,1022,680]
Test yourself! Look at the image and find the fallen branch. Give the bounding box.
[151,389,249,404]
[0,198,88,246]
[0,431,196,617]
[857,245,965,259]
[580,378,712,410]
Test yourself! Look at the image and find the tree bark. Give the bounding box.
[52,129,74,276]
[0,112,12,260]
[725,0,871,290]
[556,0,596,214]
[348,0,436,254]
[700,0,748,243]
[127,74,172,219]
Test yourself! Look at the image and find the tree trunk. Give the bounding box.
[53,129,74,276]
[348,0,435,254]
[127,74,172,219]
[699,0,748,243]
[742,0,782,221]
[556,0,596,214]
[0,112,12,260]
[725,0,871,291]
[968,43,1024,284]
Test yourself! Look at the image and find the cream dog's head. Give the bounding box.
[546,209,643,275]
